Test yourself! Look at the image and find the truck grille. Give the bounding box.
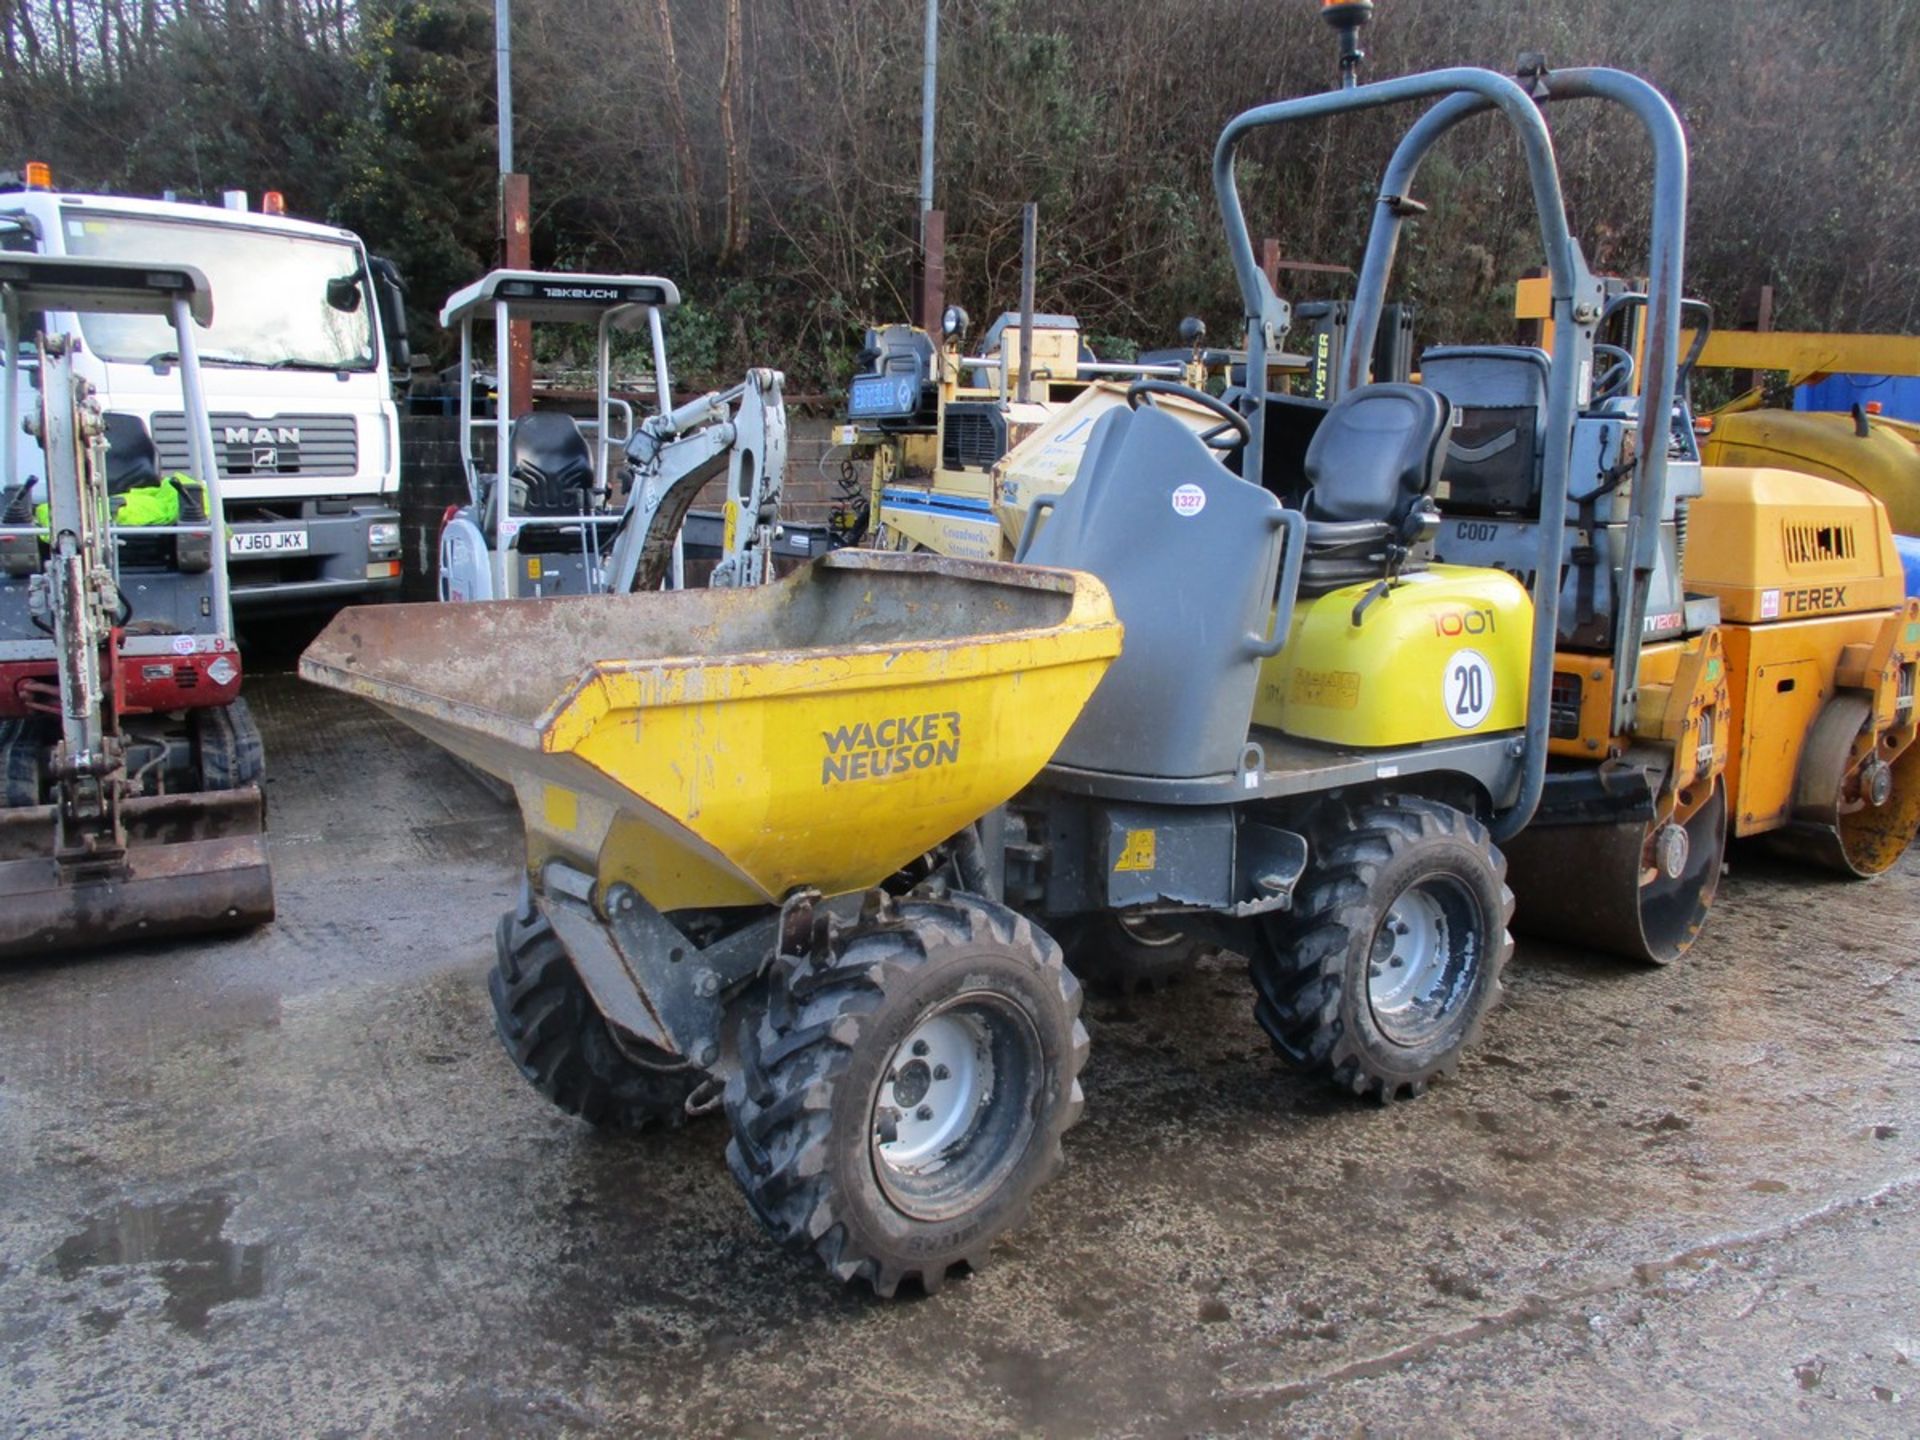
[151,412,359,479]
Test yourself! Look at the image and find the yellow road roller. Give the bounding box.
[1682,467,1920,872]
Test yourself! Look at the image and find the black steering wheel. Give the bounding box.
[1126,378,1252,451]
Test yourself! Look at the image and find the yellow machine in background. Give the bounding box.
[837,308,1224,559]
[1702,407,1920,537]
[1682,466,1920,872]
[1691,329,1920,537]
[1518,282,1920,537]
[1505,281,1920,882]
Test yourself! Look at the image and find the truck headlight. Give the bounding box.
[368,521,401,549]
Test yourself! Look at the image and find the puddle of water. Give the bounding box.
[53,1192,269,1334]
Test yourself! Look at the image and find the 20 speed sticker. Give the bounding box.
[1445,648,1495,729]
[1170,483,1206,517]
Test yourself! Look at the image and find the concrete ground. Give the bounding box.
[2,650,1918,1439]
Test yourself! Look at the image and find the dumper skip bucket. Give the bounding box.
[300,550,1122,911]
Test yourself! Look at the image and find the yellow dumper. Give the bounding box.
[306,58,1725,1296]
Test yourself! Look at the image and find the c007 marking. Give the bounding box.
[1453,521,1500,542]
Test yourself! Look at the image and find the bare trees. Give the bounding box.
[3,0,1916,387]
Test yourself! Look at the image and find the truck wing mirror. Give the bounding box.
[369,256,411,377]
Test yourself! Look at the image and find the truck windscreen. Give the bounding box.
[59,208,375,371]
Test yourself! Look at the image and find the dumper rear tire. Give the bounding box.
[489,902,699,1131]
[725,894,1087,1296]
[1251,796,1510,1102]
[1064,912,1203,995]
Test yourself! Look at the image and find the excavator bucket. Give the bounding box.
[0,787,274,957]
[300,550,1121,912]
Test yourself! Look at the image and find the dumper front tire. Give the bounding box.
[725,894,1087,1297]
[489,901,699,1130]
[1251,796,1510,1102]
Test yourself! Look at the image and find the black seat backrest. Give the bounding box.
[1249,392,1331,508]
[1419,345,1549,514]
[508,412,594,516]
[1026,405,1286,780]
[1301,382,1450,528]
[103,412,159,496]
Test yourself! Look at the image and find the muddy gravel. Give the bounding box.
[2,665,1916,1438]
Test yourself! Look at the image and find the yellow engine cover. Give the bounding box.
[1684,465,1906,622]
[1257,565,1534,747]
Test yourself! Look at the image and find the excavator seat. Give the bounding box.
[1298,382,1450,596]
[508,412,594,516]
[104,412,160,495]
[475,412,601,555]
[102,413,208,572]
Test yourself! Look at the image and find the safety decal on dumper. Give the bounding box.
[821,712,963,785]
[1113,829,1157,873]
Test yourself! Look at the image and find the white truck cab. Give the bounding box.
[0,174,406,613]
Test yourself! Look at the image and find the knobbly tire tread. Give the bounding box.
[724,893,1087,1297]
[1250,795,1512,1102]
[489,902,698,1131]
[1062,913,1204,997]
[1,717,42,807]
[194,697,266,791]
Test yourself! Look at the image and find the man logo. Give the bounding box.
[252,446,279,470]
[224,425,302,446]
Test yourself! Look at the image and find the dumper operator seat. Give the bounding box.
[1025,404,1287,780]
[1297,381,1450,596]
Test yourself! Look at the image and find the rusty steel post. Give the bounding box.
[501,172,533,418]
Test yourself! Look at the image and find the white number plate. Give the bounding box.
[229,528,310,556]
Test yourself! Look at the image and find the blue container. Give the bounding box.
[1896,534,1920,602]
[1795,374,1920,424]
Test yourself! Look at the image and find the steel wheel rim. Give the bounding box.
[1637,782,1727,959]
[1114,913,1185,948]
[870,991,1042,1223]
[1366,875,1481,1048]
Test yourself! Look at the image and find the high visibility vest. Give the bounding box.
[33,474,206,534]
